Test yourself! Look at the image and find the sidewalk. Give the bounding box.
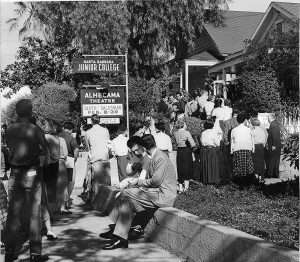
[14,189,182,262]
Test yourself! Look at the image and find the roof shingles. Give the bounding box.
[204,11,264,55]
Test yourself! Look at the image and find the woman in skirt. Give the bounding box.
[57,136,71,214]
[200,120,221,184]
[230,114,255,185]
[251,119,267,181]
[174,120,196,193]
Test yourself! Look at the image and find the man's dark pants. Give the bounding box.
[266,150,281,178]
[5,166,42,256]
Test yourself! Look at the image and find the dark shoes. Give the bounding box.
[102,236,128,250]
[99,228,114,239]
[99,224,144,240]
[128,227,144,240]
[4,253,18,262]
[30,254,49,262]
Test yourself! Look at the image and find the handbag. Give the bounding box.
[185,139,191,148]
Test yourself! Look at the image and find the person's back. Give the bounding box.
[5,99,49,261]
[7,120,44,167]
[147,149,177,207]
[86,124,110,163]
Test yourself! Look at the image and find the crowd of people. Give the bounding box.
[1,99,79,261]
[155,89,282,189]
[0,88,282,259]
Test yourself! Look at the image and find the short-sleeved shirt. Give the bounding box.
[85,125,110,163]
[59,130,79,157]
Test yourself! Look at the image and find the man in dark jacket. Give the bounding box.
[266,113,281,178]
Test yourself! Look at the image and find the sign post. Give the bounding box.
[125,52,129,135]
[73,54,129,133]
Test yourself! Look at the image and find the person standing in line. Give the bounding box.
[185,94,200,117]
[249,110,268,138]
[230,114,255,185]
[100,134,177,250]
[85,114,111,185]
[223,99,233,121]
[199,120,220,184]
[176,92,186,115]
[5,99,49,262]
[174,120,196,193]
[266,113,281,178]
[111,126,129,182]
[223,109,239,178]
[251,119,267,181]
[56,134,70,215]
[197,90,208,120]
[154,122,173,156]
[43,119,60,217]
[157,94,169,116]
[58,122,79,208]
[204,95,215,118]
[30,117,58,239]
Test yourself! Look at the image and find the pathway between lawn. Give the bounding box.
[15,189,182,262]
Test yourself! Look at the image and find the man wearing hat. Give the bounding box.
[85,114,111,184]
[5,99,49,261]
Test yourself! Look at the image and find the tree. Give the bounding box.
[7,1,229,78]
[0,37,73,91]
[234,69,281,113]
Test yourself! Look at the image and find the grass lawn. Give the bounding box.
[174,180,299,250]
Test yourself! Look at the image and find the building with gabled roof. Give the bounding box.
[208,1,299,95]
[170,2,299,97]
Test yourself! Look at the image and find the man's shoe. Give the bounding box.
[102,237,128,250]
[128,227,144,240]
[29,254,49,262]
[4,253,18,262]
[99,228,114,239]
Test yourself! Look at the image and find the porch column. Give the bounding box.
[185,62,189,93]
[222,69,227,99]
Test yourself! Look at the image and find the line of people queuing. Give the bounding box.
[156,89,282,189]
[1,99,80,262]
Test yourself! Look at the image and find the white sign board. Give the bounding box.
[258,113,270,129]
[100,118,120,124]
[82,104,123,117]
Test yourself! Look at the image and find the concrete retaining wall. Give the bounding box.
[144,207,299,262]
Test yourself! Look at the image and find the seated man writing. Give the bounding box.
[100,134,177,250]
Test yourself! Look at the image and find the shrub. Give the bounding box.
[282,132,299,170]
[234,69,281,113]
[32,82,76,124]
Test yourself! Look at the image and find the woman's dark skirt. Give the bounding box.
[253,144,265,177]
[200,147,220,184]
[177,147,193,183]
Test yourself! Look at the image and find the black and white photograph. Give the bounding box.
[0,0,299,261]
